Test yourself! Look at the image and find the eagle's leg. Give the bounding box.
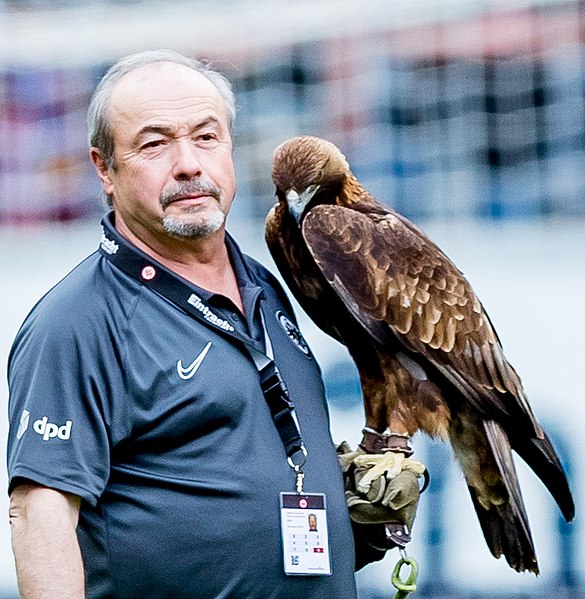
[358,351,421,455]
[355,352,421,492]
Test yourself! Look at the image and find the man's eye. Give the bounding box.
[197,133,218,143]
[141,139,166,150]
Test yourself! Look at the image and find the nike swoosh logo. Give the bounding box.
[177,342,212,380]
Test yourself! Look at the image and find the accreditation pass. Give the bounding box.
[280,493,332,576]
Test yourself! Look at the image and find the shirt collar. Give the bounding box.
[99,211,265,307]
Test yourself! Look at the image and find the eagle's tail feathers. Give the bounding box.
[469,488,539,574]
[476,420,539,573]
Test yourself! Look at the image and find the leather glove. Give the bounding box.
[337,441,427,555]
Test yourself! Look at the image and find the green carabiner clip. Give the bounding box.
[391,553,419,599]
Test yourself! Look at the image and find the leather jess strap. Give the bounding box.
[359,428,414,456]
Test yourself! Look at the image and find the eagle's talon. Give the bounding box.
[355,451,405,493]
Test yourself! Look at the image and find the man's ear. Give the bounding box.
[90,148,115,196]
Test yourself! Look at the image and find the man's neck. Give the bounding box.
[115,218,244,313]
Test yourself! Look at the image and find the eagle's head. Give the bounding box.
[271,136,350,223]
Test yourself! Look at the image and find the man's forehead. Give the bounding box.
[113,61,217,93]
[108,62,224,123]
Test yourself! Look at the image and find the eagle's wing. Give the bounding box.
[301,204,541,432]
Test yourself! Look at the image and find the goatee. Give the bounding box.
[163,208,225,239]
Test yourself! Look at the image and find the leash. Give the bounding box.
[391,548,419,599]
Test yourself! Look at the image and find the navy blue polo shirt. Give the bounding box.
[7,214,357,598]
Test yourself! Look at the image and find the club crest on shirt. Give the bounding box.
[276,311,311,357]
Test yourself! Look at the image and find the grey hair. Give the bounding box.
[87,49,236,170]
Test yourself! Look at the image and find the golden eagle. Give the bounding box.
[265,135,574,573]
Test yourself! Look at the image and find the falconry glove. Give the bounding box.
[337,441,427,565]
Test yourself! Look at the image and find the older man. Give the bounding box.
[7,50,388,598]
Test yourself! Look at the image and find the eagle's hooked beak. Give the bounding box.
[286,184,319,223]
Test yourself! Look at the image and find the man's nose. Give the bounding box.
[171,139,202,180]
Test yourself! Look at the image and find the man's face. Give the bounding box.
[308,515,317,530]
[92,62,236,245]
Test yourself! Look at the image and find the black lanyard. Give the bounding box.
[98,216,307,471]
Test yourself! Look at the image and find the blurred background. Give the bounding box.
[0,0,583,597]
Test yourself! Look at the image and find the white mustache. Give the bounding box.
[160,181,221,209]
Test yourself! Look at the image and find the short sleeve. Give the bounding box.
[7,299,119,506]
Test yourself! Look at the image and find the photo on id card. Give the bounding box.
[279,493,332,576]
